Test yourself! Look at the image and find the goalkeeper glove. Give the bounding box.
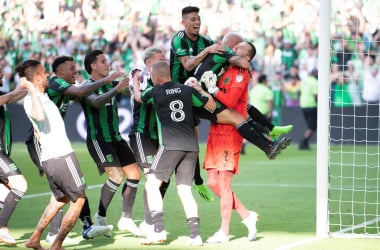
[200,70,217,89]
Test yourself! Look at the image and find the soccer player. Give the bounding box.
[24,55,116,241]
[18,59,85,250]
[80,50,141,235]
[133,60,216,246]
[0,66,28,245]
[128,46,169,236]
[170,5,225,201]
[202,41,259,243]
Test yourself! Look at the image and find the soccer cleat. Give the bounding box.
[269,125,293,139]
[93,212,108,226]
[139,220,154,237]
[0,227,16,245]
[82,224,114,240]
[141,230,167,245]
[193,183,214,202]
[188,235,203,246]
[205,230,229,244]
[45,232,76,244]
[242,211,259,241]
[265,137,292,160]
[117,217,142,236]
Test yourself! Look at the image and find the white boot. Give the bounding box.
[242,211,258,241]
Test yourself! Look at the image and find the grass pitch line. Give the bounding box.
[23,184,103,199]
[23,182,315,200]
[274,236,323,250]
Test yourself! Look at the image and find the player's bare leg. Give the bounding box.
[50,195,85,250]
[25,195,65,250]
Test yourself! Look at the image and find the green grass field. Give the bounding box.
[3,142,379,249]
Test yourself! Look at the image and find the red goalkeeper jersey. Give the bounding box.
[204,66,250,173]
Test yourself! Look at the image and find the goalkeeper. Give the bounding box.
[193,32,293,140]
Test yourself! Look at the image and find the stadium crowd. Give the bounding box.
[1,0,380,108]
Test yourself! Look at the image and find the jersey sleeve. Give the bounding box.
[191,88,209,107]
[171,32,189,57]
[48,78,71,94]
[141,86,154,104]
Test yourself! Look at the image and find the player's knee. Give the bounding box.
[207,178,218,192]
[8,175,28,193]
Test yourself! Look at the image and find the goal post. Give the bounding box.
[316,0,330,239]
[317,0,380,239]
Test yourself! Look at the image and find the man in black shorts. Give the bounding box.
[24,55,116,242]
[80,50,141,235]
[19,59,85,250]
[133,60,216,246]
[129,46,169,236]
[0,67,28,245]
[170,5,225,202]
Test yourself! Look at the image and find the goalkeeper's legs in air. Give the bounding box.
[216,108,291,160]
[247,103,293,140]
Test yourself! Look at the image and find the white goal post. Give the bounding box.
[317,0,380,239]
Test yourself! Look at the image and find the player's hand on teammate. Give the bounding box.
[206,43,225,54]
[116,76,130,93]
[185,77,200,87]
[106,71,124,82]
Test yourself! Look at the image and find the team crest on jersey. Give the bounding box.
[106,154,113,162]
[223,77,230,84]
[9,163,17,171]
[235,75,244,83]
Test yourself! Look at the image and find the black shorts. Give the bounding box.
[302,107,317,130]
[129,132,159,171]
[41,152,86,202]
[0,151,22,179]
[193,101,227,124]
[148,146,198,186]
[86,138,136,175]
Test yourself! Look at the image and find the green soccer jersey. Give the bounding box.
[80,80,122,142]
[170,31,214,83]
[130,76,158,141]
[47,76,73,117]
[0,97,11,155]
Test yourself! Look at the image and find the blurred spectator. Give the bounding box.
[280,38,297,72]
[271,71,285,125]
[249,74,273,121]
[362,54,380,104]
[345,60,363,106]
[283,66,301,107]
[0,57,13,92]
[333,72,353,107]
[261,42,282,83]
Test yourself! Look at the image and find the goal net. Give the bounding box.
[318,0,380,238]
